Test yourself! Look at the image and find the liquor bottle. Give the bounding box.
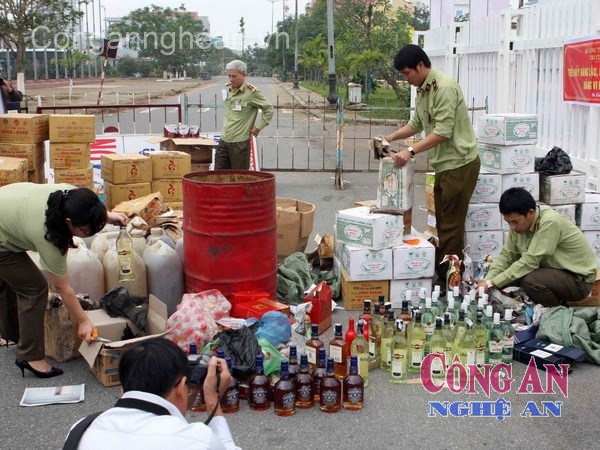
[435,284,447,311]
[408,310,426,373]
[306,324,324,371]
[320,357,342,413]
[329,323,348,380]
[288,344,299,379]
[488,313,504,366]
[248,354,271,411]
[428,317,446,378]
[399,300,412,337]
[116,226,135,281]
[421,298,436,350]
[221,356,240,413]
[404,289,414,311]
[377,294,386,314]
[360,299,372,325]
[343,355,364,410]
[312,347,327,402]
[368,303,384,361]
[473,311,488,367]
[380,310,395,371]
[501,308,516,364]
[453,309,468,351]
[453,285,462,304]
[418,287,428,311]
[294,354,314,408]
[430,291,441,318]
[389,319,408,384]
[442,313,456,369]
[384,302,393,316]
[457,323,477,372]
[345,317,357,347]
[350,320,369,386]
[216,348,225,359]
[484,304,494,336]
[274,360,296,416]
[445,294,459,327]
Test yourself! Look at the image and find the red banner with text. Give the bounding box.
[564,36,600,105]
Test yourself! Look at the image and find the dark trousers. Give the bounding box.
[0,251,48,360]
[517,268,592,307]
[434,156,481,280]
[214,139,251,170]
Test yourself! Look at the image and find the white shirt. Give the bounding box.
[75,391,241,450]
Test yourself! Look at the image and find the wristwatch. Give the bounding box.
[407,146,416,158]
[485,279,494,289]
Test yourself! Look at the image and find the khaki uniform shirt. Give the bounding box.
[221,81,274,143]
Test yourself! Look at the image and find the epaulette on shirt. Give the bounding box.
[246,83,257,92]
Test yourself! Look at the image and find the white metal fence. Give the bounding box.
[417,0,600,189]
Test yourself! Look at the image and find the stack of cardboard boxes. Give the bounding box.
[577,192,600,265]
[49,114,96,189]
[0,114,49,185]
[149,151,191,210]
[101,153,153,210]
[147,136,216,173]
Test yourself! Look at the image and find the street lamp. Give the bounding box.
[326,0,337,104]
[266,0,281,37]
[293,0,299,89]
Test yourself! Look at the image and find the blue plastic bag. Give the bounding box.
[255,311,291,347]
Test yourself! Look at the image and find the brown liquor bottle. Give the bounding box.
[320,357,342,413]
[248,354,270,411]
[220,356,239,413]
[312,347,327,402]
[294,354,314,409]
[306,324,325,371]
[343,355,364,410]
[328,323,348,380]
[274,360,296,416]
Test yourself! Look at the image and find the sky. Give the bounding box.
[95,0,297,51]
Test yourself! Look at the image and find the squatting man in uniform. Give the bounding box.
[215,60,274,170]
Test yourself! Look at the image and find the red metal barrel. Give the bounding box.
[182,171,277,300]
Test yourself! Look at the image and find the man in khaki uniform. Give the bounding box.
[215,60,274,170]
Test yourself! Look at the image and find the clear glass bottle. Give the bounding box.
[248,354,271,411]
[389,319,408,384]
[368,303,384,362]
[287,344,299,380]
[329,323,348,380]
[458,323,477,373]
[442,313,456,370]
[408,310,426,374]
[306,324,324,371]
[294,354,314,409]
[380,310,395,371]
[319,357,341,413]
[488,312,504,366]
[453,308,468,351]
[350,320,369,386]
[445,293,459,327]
[221,356,239,413]
[428,317,446,378]
[312,347,327,402]
[399,300,412,338]
[274,360,296,416]
[343,355,364,410]
[116,226,135,281]
[501,308,516,364]
[473,311,488,367]
[421,297,436,351]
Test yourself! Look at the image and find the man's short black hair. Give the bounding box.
[499,187,537,216]
[393,44,431,71]
[119,337,191,397]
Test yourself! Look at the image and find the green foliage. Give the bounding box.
[115,56,158,78]
[50,46,91,79]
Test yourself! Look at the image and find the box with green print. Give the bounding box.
[335,206,404,251]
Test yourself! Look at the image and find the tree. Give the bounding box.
[110,5,209,77]
[0,0,81,75]
[239,17,246,57]
[299,34,327,82]
[413,1,430,31]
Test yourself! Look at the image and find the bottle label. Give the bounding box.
[430,347,444,374]
[346,387,363,404]
[306,347,317,365]
[281,392,295,409]
[225,388,239,406]
[489,340,503,353]
[424,323,435,336]
[321,389,338,406]
[391,358,405,378]
[476,351,486,366]
[251,387,268,404]
[463,351,476,366]
[410,340,424,367]
[297,384,312,401]
[330,345,343,363]
[368,340,376,357]
[502,337,514,349]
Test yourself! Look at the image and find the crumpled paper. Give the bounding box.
[370,135,396,160]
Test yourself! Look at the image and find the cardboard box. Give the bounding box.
[576,192,600,230]
[478,143,536,174]
[539,170,586,205]
[465,203,503,231]
[501,172,540,201]
[229,290,272,307]
[336,206,404,250]
[304,281,333,334]
[0,142,45,171]
[392,235,436,280]
[426,209,437,237]
[0,156,28,186]
[233,298,291,320]
[45,301,81,363]
[151,178,183,202]
[337,242,393,281]
[79,295,167,387]
[513,339,585,372]
[354,200,412,235]
[111,192,166,226]
[149,150,192,179]
[28,166,46,184]
[389,278,433,309]
[377,157,414,210]
[276,198,315,262]
[53,165,94,189]
[340,269,390,311]
[49,142,91,169]
[49,114,96,143]
[471,171,502,203]
[147,136,217,164]
[101,154,153,184]
[477,113,538,145]
[583,231,600,266]
[0,113,49,143]
[464,230,504,260]
[104,182,152,210]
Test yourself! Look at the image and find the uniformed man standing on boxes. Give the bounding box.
[215,60,274,170]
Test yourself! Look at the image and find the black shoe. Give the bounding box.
[15,360,64,378]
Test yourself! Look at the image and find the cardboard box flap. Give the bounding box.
[147,136,218,146]
[276,197,315,238]
[146,294,168,335]
[79,341,105,368]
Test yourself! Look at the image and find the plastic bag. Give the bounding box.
[534,146,572,175]
[255,311,292,347]
[214,322,261,381]
[258,338,285,376]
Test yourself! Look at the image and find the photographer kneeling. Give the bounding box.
[64,337,240,450]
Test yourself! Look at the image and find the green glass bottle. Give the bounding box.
[473,311,488,367]
[350,320,369,386]
[428,317,446,378]
[442,312,456,370]
[453,309,468,351]
[408,310,426,373]
[380,310,395,371]
[457,323,477,371]
[421,297,436,352]
[488,312,504,366]
[501,308,515,364]
[389,319,408,384]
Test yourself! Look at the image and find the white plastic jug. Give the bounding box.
[103,242,148,298]
[142,240,184,315]
[147,226,176,249]
[67,241,105,302]
[175,235,184,264]
[130,229,147,256]
[90,229,119,261]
